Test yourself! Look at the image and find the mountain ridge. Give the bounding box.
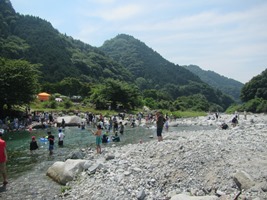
[182,65,243,102]
[0,0,235,110]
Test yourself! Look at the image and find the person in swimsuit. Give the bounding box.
[92,125,102,154]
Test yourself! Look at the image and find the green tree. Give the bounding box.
[0,58,40,116]
[240,69,267,102]
[89,79,141,110]
[173,94,210,111]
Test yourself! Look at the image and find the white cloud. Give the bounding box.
[96,4,143,21]
[11,0,267,83]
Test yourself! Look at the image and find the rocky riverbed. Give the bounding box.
[60,114,267,200]
[1,113,267,200]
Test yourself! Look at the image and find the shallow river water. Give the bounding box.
[0,124,215,199]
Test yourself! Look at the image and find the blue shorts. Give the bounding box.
[49,144,54,151]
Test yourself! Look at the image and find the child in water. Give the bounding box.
[30,136,38,154]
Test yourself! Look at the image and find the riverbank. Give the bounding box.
[60,113,267,200]
[1,113,266,199]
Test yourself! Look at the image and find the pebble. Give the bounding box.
[1,114,267,200]
[61,114,267,200]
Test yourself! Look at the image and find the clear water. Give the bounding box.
[3,125,155,178]
[2,124,216,179]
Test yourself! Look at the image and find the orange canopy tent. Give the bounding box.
[38,92,51,101]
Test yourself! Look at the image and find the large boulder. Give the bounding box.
[46,159,87,185]
[56,116,84,126]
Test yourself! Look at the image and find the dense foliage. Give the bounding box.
[0,1,132,84]
[183,65,243,102]
[0,1,246,114]
[240,69,267,102]
[227,68,267,113]
[100,34,235,110]
[0,58,40,117]
[100,34,202,87]
[89,79,141,110]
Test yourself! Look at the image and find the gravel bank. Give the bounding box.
[1,114,266,200]
[60,114,267,200]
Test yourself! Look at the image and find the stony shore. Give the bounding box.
[1,113,266,200]
[58,113,267,200]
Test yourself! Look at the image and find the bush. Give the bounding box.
[244,98,262,112]
[49,100,58,109]
[256,100,267,112]
[64,99,73,109]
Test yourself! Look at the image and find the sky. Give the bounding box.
[10,0,267,84]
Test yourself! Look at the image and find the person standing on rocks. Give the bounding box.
[156,111,165,142]
[0,132,8,186]
[91,125,102,154]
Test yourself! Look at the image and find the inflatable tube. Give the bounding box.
[39,138,48,142]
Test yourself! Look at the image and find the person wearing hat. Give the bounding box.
[0,132,8,186]
[30,136,39,154]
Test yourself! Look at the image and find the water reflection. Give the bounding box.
[4,124,216,178]
[4,125,155,178]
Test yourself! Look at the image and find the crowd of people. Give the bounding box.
[0,109,171,187]
[1,108,249,188]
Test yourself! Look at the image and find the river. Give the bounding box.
[0,123,215,199]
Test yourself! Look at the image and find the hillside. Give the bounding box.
[0,0,132,83]
[100,34,234,109]
[183,65,243,102]
[240,68,267,102]
[0,0,235,111]
[100,34,201,87]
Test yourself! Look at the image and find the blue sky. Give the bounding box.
[11,0,267,83]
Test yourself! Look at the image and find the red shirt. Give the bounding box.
[0,139,7,162]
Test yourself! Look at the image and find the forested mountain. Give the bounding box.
[182,65,243,102]
[240,69,267,102]
[0,0,132,83]
[100,34,201,87]
[0,0,235,111]
[226,68,267,113]
[100,34,234,110]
